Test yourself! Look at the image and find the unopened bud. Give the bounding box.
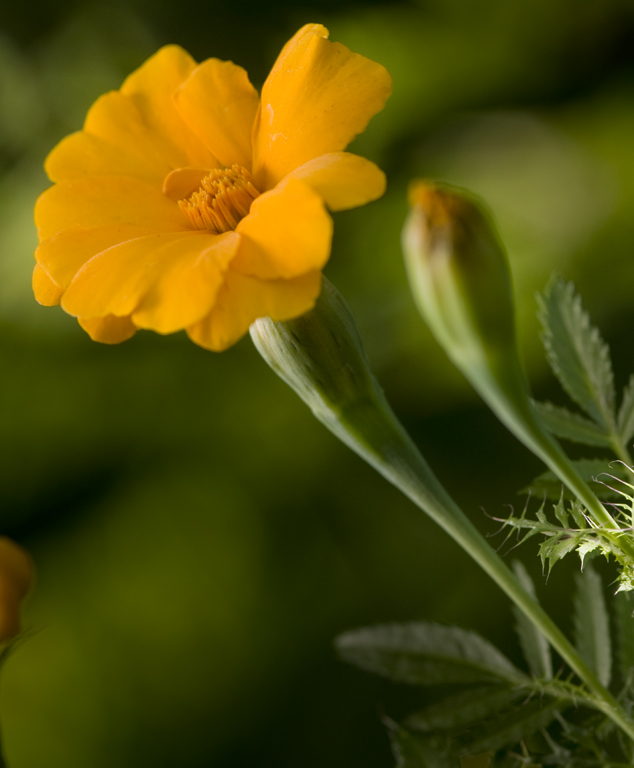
[251,277,421,479]
[0,537,34,643]
[402,181,516,375]
[402,181,627,540]
[250,277,379,424]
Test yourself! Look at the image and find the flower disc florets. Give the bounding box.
[179,166,260,233]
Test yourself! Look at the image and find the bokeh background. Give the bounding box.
[2,0,634,765]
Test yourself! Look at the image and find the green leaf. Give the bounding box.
[405,686,523,733]
[617,374,634,448]
[569,501,589,529]
[573,564,612,688]
[613,591,634,683]
[539,532,582,574]
[577,539,601,568]
[335,623,526,686]
[511,561,552,679]
[553,492,569,527]
[532,400,611,447]
[537,277,615,430]
[522,458,629,501]
[388,725,459,768]
[454,697,564,756]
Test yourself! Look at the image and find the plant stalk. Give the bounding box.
[330,391,634,743]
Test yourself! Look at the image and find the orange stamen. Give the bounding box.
[179,165,260,233]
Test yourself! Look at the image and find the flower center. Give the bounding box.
[179,165,260,233]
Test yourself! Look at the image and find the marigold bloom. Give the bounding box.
[34,24,391,350]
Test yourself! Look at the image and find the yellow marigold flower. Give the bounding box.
[0,537,34,643]
[34,24,391,350]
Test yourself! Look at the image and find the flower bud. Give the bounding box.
[0,537,34,643]
[250,277,380,423]
[402,181,517,377]
[402,181,627,541]
[251,277,423,481]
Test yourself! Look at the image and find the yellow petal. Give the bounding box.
[232,178,332,280]
[36,224,162,289]
[84,92,188,177]
[284,152,386,211]
[0,536,34,643]
[35,176,190,241]
[253,24,392,189]
[162,167,210,202]
[45,130,167,186]
[45,47,218,186]
[133,232,240,333]
[120,45,218,170]
[175,58,259,169]
[78,315,138,344]
[62,231,239,334]
[187,269,322,351]
[32,263,62,306]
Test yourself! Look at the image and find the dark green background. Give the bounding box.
[1,0,634,765]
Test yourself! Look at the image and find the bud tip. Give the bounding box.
[407,180,471,230]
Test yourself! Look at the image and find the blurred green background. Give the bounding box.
[2,0,634,765]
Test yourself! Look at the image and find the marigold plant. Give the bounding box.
[30,18,634,768]
[33,23,391,350]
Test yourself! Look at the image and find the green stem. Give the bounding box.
[327,391,634,743]
[610,436,633,468]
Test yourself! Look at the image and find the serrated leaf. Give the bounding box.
[532,400,611,447]
[512,561,552,679]
[553,492,569,527]
[389,724,459,768]
[539,532,582,574]
[335,623,526,686]
[522,459,629,501]
[616,569,634,594]
[577,539,600,568]
[569,501,589,529]
[618,375,634,448]
[537,278,615,429]
[613,591,634,682]
[495,505,563,551]
[454,697,564,756]
[536,506,548,525]
[573,564,612,688]
[406,686,522,734]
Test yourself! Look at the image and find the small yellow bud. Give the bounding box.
[0,537,34,642]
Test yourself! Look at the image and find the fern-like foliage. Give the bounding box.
[336,568,634,767]
[537,277,616,432]
[515,276,634,591]
[534,277,634,462]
